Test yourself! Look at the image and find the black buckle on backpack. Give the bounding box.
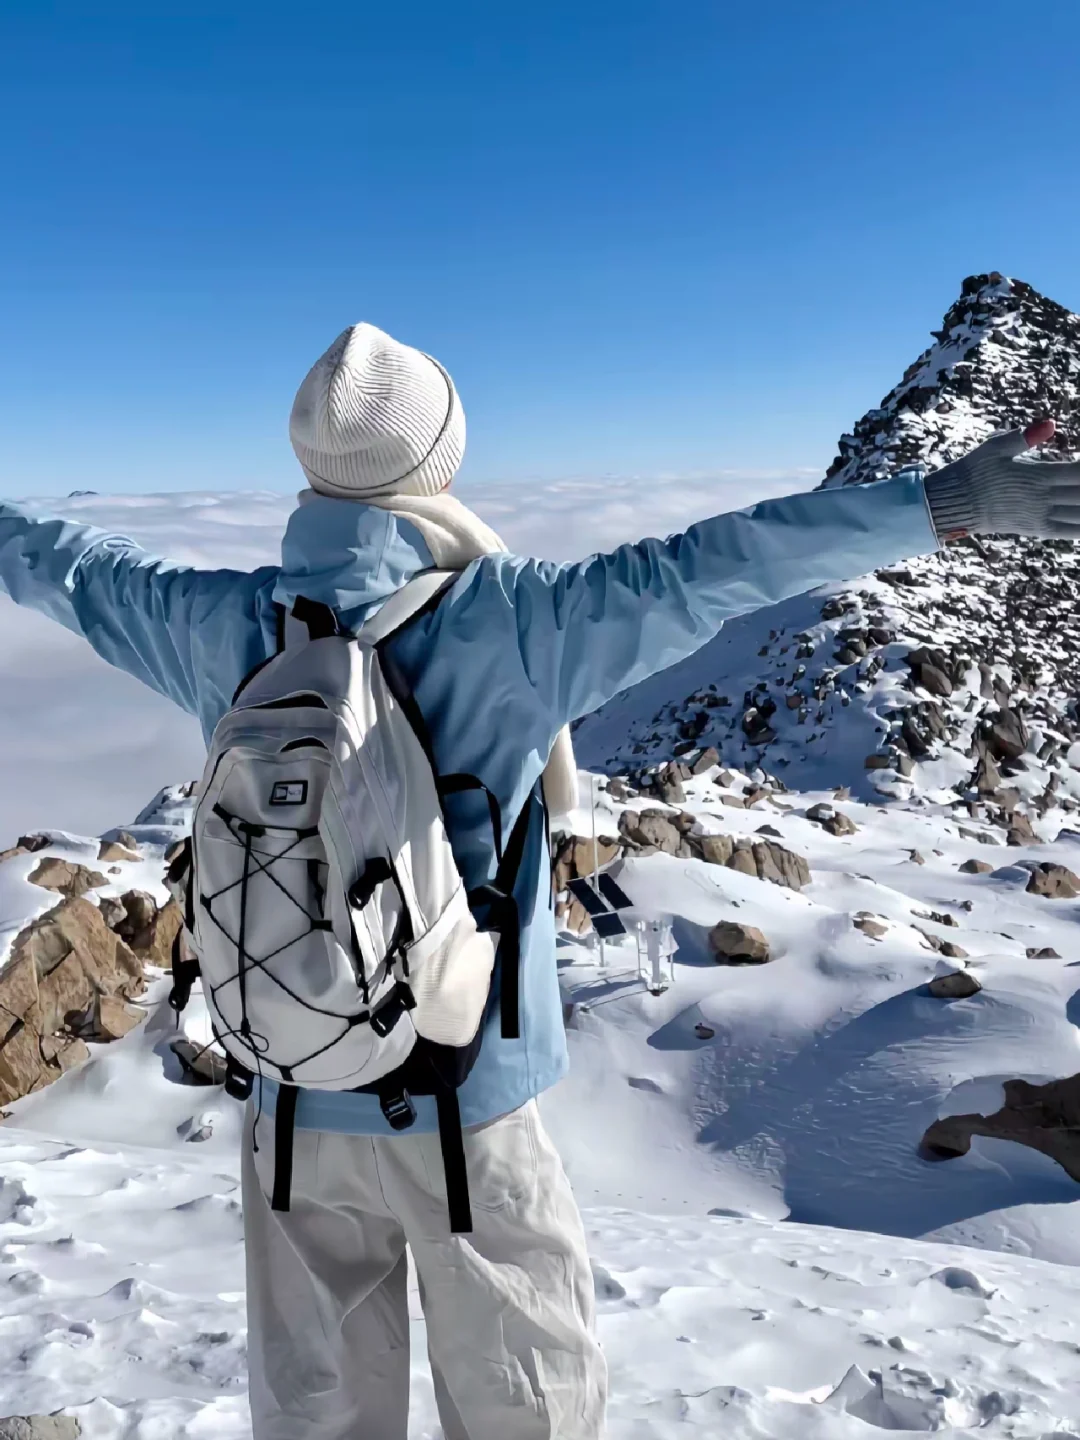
[168,928,200,1018]
[379,1088,418,1131]
[224,1054,254,1102]
[349,857,392,911]
[369,981,416,1038]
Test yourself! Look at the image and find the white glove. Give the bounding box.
[923,419,1080,541]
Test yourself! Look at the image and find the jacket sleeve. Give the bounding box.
[490,473,939,728]
[0,500,275,722]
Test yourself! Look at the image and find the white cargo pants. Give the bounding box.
[242,1100,608,1439]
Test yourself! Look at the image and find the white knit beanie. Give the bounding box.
[289,323,465,499]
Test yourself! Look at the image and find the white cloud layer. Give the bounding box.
[0,469,816,838]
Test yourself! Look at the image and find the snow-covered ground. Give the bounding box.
[9,1077,1080,1437]
[3,482,1080,1433]
[549,771,1080,1257]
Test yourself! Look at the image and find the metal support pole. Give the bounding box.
[591,773,606,970]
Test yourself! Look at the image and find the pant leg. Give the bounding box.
[377,1100,608,1440]
[242,1107,411,1440]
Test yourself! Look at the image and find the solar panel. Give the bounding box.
[566,876,609,917]
[597,872,633,911]
[592,912,628,939]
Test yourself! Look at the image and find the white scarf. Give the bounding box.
[346,490,580,818]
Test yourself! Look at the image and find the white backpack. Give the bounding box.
[168,572,534,1231]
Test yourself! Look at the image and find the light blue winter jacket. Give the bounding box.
[0,476,938,1133]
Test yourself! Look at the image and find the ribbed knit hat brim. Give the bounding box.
[289,323,466,499]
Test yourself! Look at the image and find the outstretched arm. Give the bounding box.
[496,419,1076,731]
[0,500,276,725]
[492,469,938,729]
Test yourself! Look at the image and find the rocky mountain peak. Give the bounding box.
[823,273,1080,488]
[576,273,1080,851]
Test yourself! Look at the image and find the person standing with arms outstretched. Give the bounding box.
[0,321,1073,1438]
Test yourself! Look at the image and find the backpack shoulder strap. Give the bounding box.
[466,782,545,1042]
[360,570,458,647]
[281,594,340,649]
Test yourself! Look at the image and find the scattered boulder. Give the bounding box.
[689,834,734,866]
[864,753,892,770]
[973,750,1003,794]
[709,922,771,965]
[38,1036,90,1074]
[984,707,1029,762]
[112,889,157,937]
[1007,812,1041,846]
[914,908,958,928]
[0,898,145,1105]
[97,896,127,928]
[0,1419,81,1439]
[741,708,776,746]
[97,839,141,864]
[994,786,1022,814]
[654,764,687,805]
[27,858,108,899]
[618,810,681,855]
[959,858,994,875]
[908,850,926,865]
[906,648,953,698]
[1026,863,1080,899]
[71,994,145,1043]
[806,803,858,837]
[877,568,917,588]
[750,839,812,890]
[940,940,969,960]
[959,826,1002,847]
[693,1021,715,1040]
[854,915,887,940]
[690,747,720,776]
[170,1037,229,1086]
[1028,946,1062,959]
[928,970,982,999]
[692,835,809,890]
[553,836,621,893]
[726,845,757,879]
[112,892,183,970]
[922,1071,1080,1185]
[0,834,53,864]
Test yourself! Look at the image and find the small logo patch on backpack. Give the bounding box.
[270,780,308,806]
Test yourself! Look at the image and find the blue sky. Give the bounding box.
[1,0,1078,495]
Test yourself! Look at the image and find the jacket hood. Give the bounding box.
[273,494,434,626]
